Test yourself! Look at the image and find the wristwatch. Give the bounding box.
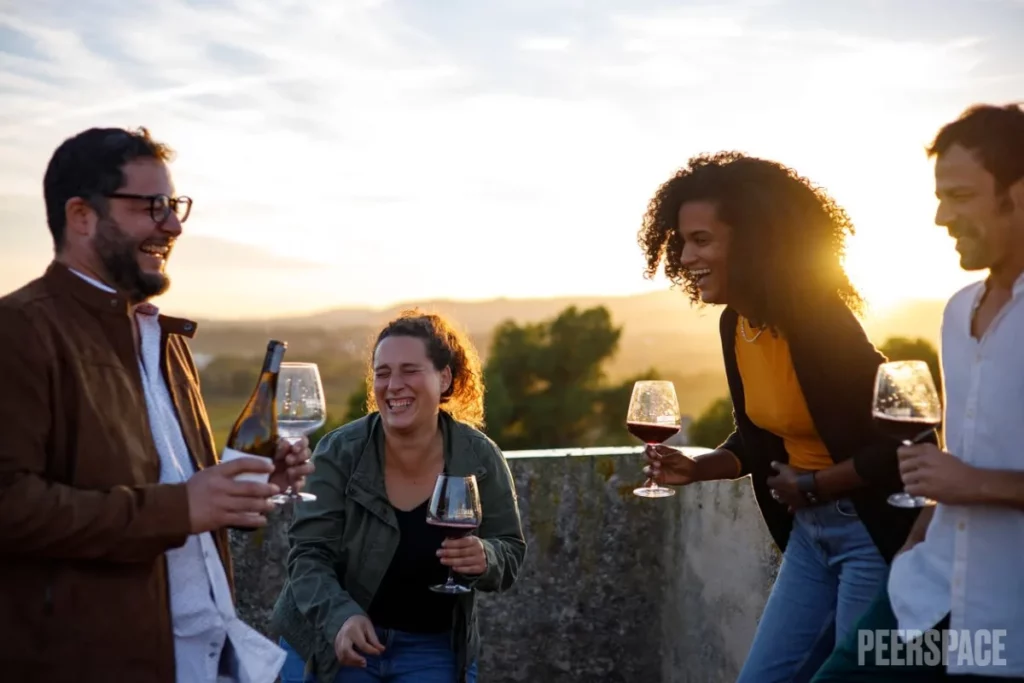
[796,472,821,505]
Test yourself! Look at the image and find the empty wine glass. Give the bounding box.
[427,474,483,594]
[269,362,326,505]
[871,360,942,508]
[627,380,681,498]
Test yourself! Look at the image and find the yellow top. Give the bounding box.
[734,317,833,471]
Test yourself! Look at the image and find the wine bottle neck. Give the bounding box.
[262,341,286,374]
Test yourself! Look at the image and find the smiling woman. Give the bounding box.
[269,309,525,683]
[635,151,929,683]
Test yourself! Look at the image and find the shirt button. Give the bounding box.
[958,522,966,531]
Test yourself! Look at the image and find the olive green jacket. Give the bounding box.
[268,411,527,683]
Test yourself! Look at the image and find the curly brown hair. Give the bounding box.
[365,309,486,429]
[638,151,864,329]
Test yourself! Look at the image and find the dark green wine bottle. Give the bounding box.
[221,339,286,531]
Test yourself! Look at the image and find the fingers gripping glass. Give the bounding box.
[427,474,483,594]
[626,380,680,498]
[871,361,942,508]
[269,363,326,505]
[104,192,193,224]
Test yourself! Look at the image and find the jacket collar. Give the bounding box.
[44,261,198,339]
[349,411,479,494]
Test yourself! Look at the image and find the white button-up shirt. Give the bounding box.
[70,270,284,683]
[888,273,1024,677]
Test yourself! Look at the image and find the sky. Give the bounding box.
[1,0,1022,320]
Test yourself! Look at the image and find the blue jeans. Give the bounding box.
[736,499,890,683]
[278,629,478,683]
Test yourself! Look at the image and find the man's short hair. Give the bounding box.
[42,127,174,250]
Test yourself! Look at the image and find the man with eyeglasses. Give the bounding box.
[0,126,313,683]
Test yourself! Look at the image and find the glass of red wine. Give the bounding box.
[627,380,681,498]
[871,360,942,508]
[427,474,483,594]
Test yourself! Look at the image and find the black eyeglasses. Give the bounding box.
[104,193,193,224]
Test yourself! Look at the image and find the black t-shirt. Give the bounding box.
[366,498,458,633]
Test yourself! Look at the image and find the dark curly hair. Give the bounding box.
[366,309,485,429]
[638,151,864,330]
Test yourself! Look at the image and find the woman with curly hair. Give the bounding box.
[269,310,526,683]
[639,152,932,682]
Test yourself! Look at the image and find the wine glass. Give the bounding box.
[427,474,483,594]
[627,380,681,498]
[269,362,326,505]
[871,360,942,508]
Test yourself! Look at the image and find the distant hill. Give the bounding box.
[190,291,945,379]
[197,290,721,335]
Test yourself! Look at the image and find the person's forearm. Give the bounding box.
[0,474,191,562]
[694,449,743,482]
[965,468,1024,510]
[811,459,867,500]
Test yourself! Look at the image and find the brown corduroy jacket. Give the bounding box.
[0,262,232,682]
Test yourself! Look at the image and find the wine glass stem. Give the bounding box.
[646,441,659,488]
[280,434,305,498]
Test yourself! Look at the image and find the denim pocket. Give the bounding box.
[835,499,859,518]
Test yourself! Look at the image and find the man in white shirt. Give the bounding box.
[0,126,314,683]
[812,103,1024,681]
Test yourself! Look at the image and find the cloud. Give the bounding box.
[0,0,1019,314]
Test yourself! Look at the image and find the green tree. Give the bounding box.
[687,396,735,448]
[880,336,942,398]
[483,305,624,450]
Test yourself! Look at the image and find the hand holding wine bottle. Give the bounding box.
[186,457,279,533]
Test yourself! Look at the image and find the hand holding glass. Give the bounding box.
[427,474,483,594]
[626,380,681,498]
[270,362,325,505]
[871,360,942,508]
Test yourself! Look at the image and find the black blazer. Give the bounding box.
[717,304,929,563]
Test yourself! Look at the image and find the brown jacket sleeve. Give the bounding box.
[0,305,192,562]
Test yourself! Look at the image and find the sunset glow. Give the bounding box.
[1,0,1019,320]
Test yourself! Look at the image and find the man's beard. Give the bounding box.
[93,216,170,303]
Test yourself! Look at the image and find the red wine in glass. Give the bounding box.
[426,519,479,539]
[872,360,942,508]
[627,422,680,445]
[427,474,483,594]
[626,380,681,498]
[872,416,940,444]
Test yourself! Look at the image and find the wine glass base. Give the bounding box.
[429,583,472,594]
[887,492,935,508]
[633,485,676,498]
[269,491,317,505]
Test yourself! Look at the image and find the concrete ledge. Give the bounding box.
[229,446,779,682]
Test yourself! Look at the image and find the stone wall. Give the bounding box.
[229,447,780,682]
